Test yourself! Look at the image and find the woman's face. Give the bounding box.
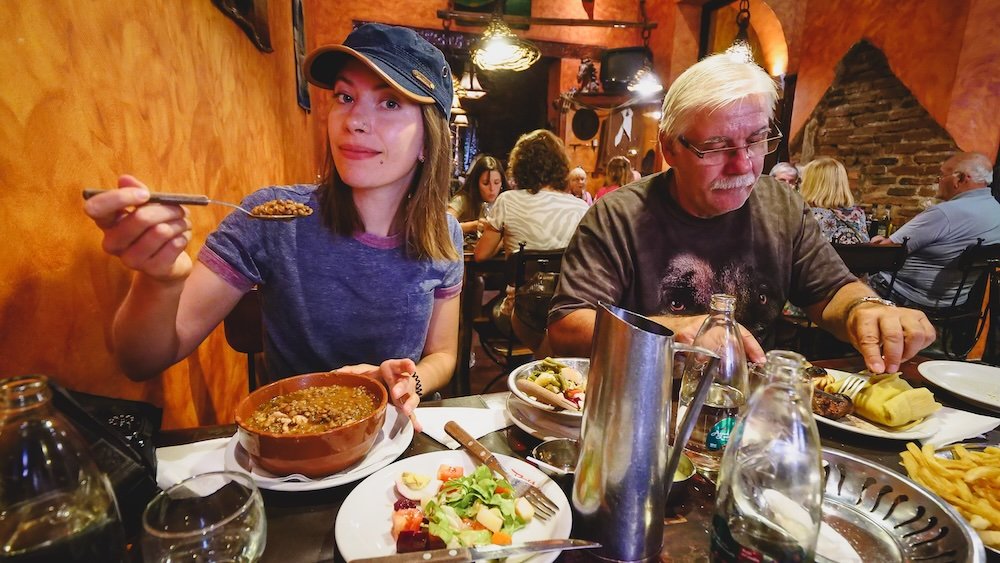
[327,60,425,196]
[568,171,586,195]
[478,170,503,203]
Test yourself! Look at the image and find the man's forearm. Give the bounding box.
[810,281,878,341]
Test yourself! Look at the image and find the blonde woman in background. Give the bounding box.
[594,155,633,199]
[567,166,593,206]
[800,156,869,245]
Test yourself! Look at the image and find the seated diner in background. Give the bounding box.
[567,166,594,206]
[448,154,507,238]
[81,24,465,428]
[869,151,1000,309]
[594,155,633,200]
[800,156,869,245]
[769,161,799,190]
[474,129,589,350]
[547,52,936,374]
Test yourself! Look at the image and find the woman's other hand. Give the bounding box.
[337,361,423,432]
[83,174,193,281]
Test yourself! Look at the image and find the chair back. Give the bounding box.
[833,238,909,291]
[922,239,1000,359]
[223,287,264,391]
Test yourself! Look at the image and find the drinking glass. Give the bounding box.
[477,202,494,238]
[142,471,266,563]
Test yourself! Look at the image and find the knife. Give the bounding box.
[349,539,601,562]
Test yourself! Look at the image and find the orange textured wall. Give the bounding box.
[791,0,999,159]
[0,2,316,427]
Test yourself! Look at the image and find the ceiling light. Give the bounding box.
[724,0,754,63]
[627,66,662,97]
[471,5,540,72]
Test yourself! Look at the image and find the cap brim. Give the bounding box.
[303,45,436,105]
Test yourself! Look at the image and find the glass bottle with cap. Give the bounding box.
[0,375,127,563]
[710,350,822,562]
[676,293,749,479]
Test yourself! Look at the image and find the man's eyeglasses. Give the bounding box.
[677,130,783,166]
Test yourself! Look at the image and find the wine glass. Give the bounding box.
[141,471,266,563]
[477,201,494,238]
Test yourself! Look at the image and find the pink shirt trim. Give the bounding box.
[198,247,255,292]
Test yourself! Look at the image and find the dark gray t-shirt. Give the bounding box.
[549,171,855,347]
[200,184,464,378]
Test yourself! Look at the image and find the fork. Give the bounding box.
[836,374,869,400]
[444,421,558,521]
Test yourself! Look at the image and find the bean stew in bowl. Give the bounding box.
[235,372,387,478]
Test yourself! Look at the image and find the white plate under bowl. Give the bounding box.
[223,406,412,491]
[506,395,580,441]
[507,358,588,425]
[335,450,572,563]
[918,360,1000,413]
[813,369,941,441]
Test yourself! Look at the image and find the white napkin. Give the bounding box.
[762,489,861,563]
[920,406,1000,449]
[155,437,230,490]
[415,406,512,449]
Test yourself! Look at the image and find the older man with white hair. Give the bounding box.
[769,161,799,190]
[871,152,1000,308]
[548,52,935,374]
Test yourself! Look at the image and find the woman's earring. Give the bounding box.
[418,152,426,163]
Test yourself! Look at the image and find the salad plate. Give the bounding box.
[223,406,412,491]
[813,369,941,441]
[506,395,580,441]
[335,450,572,563]
[918,360,1000,413]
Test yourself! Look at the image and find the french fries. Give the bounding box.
[900,442,1000,549]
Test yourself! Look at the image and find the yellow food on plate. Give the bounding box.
[834,373,940,428]
[900,442,1000,549]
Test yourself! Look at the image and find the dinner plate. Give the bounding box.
[223,406,412,491]
[335,450,572,563]
[813,369,941,441]
[918,360,1000,413]
[506,394,580,441]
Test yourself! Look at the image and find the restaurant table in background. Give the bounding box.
[152,356,1000,562]
[452,250,505,397]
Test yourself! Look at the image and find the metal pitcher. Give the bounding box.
[573,303,719,562]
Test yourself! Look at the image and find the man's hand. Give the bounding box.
[654,314,767,364]
[845,303,936,373]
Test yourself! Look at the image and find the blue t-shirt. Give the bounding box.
[199,184,464,378]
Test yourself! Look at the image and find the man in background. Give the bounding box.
[769,161,799,190]
[871,152,1000,308]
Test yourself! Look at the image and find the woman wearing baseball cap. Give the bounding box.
[83,24,460,428]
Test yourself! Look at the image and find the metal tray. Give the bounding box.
[821,448,986,562]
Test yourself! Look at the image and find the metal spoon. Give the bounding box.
[82,188,300,220]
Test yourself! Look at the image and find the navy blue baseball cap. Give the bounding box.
[304,23,453,120]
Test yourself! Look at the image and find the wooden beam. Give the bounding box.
[436,10,657,30]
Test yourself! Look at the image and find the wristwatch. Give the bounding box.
[846,296,896,317]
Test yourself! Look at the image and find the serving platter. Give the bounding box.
[819,448,985,562]
[507,357,588,425]
[335,450,571,563]
[813,369,941,441]
[506,395,580,441]
[918,360,1000,413]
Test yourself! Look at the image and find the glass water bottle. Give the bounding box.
[676,294,749,478]
[0,375,127,563]
[710,350,823,563]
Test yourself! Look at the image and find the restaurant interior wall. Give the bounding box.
[0,2,317,428]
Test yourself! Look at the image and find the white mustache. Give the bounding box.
[710,173,757,191]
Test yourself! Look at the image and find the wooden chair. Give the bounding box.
[918,240,1000,360]
[223,287,264,391]
[473,243,564,393]
[833,237,909,292]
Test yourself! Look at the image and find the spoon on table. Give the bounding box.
[82,188,306,220]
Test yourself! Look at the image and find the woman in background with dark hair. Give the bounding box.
[448,154,508,236]
[81,24,462,423]
[474,129,588,350]
[595,155,633,199]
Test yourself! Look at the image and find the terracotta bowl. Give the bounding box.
[235,372,387,478]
